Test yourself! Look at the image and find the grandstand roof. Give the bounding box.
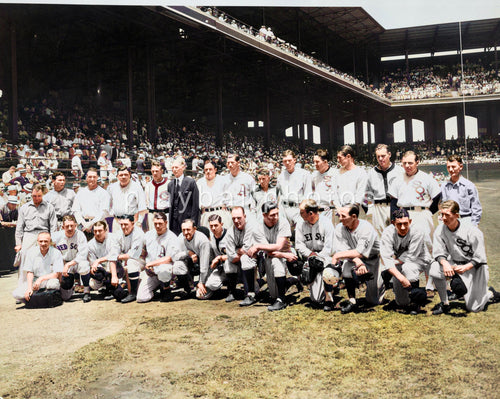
[372,18,500,57]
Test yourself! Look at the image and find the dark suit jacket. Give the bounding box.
[168,175,200,235]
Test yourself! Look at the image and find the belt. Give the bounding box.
[404,206,429,211]
[453,260,470,265]
[282,200,298,207]
[460,213,472,217]
[374,199,390,205]
[202,206,223,213]
[57,216,64,221]
[149,208,170,213]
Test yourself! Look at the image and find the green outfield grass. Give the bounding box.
[3,169,499,399]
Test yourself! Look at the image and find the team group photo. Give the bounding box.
[0,2,499,398]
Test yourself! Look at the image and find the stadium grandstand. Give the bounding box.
[0,4,499,170]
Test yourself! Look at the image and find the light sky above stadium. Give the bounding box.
[2,1,500,30]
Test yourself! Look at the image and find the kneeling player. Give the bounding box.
[295,199,336,311]
[380,209,447,314]
[431,200,498,314]
[53,215,91,303]
[137,212,185,303]
[332,204,385,314]
[116,215,146,303]
[88,221,126,301]
[12,232,63,305]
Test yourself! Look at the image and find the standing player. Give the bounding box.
[251,167,278,224]
[44,172,76,227]
[221,154,256,215]
[52,215,91,303]
[108,166,147,233]
[72,168,111,239]
[334,146,367,211]
[430,200,497,314]
[441,155,481,226]
[145,161,170,231]
[197,161,229,228]
[388,150,441,295]
[365,144,404,236]
[295,199,336,311]
[276,150,312,228]
[311,149,338,223]
[332,204,384,314]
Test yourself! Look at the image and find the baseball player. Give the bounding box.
[88,220,124,301]
[107,165,147,233]
[388,150,441,295]
[365,144,404,236]
[144,160,170,231]
[197,161,230,228]
[224,207,258,306]
[52,215,91,303]
[116,215,146,303]
[276,150,312,228]
[221,154,256,214]
[201,214,230,299]
[295,199,336,311]
[311,149,338,223]
[251,167,278,224]
[380,209,447,314]
[332,204,384,314]
[430,200,496,314]
[334,146,368,211]
[72,168,111,239]
[44,172,76,227]
[12,232,63,304]
[177,219,213,300]
[441,155,482,226]
[136,212,184,303]
[247,202,297,311]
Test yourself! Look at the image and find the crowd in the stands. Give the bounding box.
[198,7,500,102]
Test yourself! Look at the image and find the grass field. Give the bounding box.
[1,169,499,399]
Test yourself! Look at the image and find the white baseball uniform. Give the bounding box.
[365,163,404,236]
[276,167,312,226]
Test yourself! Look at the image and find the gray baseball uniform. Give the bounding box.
[432,222,490,312]
[295,215,335,303]
[333,219,384,305]
[253,218,292,299]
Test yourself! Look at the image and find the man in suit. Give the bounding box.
[168,157,200,235]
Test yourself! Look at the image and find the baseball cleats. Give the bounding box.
[240,295,257,307]
[225,293,236,303]
[323,301,334,312]
[268,298,287,311]
[341,301,357,314]
[489,287,500,303]
[432,302,450,315]
[121,293,136,303]
[82,293,92,303]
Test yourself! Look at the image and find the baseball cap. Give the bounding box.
[7,195,19,205]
